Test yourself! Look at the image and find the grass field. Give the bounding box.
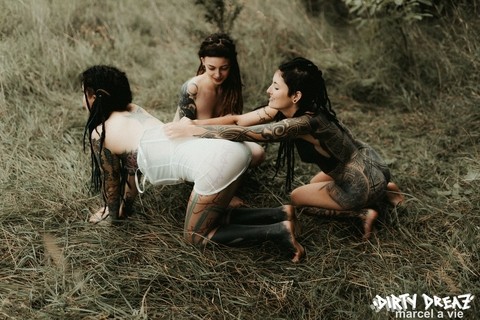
[0,0,478,319]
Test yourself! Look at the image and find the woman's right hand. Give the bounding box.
[164,120,197,138]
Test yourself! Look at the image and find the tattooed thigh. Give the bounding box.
[327,164,369,210]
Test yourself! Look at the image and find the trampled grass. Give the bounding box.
[0,0,478,319]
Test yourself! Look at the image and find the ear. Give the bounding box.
[292,91,302,104]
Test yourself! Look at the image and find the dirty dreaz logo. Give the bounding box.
[371,293,474,319]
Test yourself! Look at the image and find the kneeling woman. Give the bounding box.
[81,65,304,262]
[164,57,404,240]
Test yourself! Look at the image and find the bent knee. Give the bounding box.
[290,188,305,206]
[249,148,266,168]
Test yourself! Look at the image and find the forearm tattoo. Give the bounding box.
[92,139,122,219]
[197,114,314,142]
[255,107,275,123]
[121,151,139,216]
[178,82,197,119]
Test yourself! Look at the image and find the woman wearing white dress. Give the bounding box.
[81,65,304,262]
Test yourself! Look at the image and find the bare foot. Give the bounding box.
[360,209,378,241]
[387,182,404,207]
[283,220,305,263]
[89,207,110,224]
[228,196,245,208]
[283,205,301,237]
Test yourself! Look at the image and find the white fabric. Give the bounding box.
[136,125,251,195]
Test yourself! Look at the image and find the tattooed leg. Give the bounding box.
[184,181,239,244]
[184,193,226,244]
[290,181,345,209]
[309,171,332,183]
[208,220,305,263]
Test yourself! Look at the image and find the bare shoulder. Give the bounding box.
[128,104,149,116]
[126,104,162,124]
[183,77,200,95]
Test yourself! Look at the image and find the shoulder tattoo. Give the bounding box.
[178,82,198,119]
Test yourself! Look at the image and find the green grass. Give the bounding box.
[0,0,478,319]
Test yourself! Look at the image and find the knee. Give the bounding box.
[249,145,266,168]
[290,187,303,206]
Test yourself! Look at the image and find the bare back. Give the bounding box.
[92,104,163,155]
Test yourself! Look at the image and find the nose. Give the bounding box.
[266,85,272,95]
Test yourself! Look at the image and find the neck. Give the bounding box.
[281,105,299,118]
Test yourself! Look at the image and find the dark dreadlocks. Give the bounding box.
[274,57,342,190]
[81,65,132,204]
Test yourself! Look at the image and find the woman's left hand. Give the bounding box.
[89,207,110,223]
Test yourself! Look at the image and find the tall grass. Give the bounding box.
[1,0,478,319]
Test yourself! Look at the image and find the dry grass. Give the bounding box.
[0,0,478,319]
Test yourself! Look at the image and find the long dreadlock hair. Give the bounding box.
[81,65,133,205]
[274,57,342,190]
[196,32,243,116]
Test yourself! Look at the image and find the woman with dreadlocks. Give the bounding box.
[81,65,304,262]
[173,32,265,168]
[164,57,404,240]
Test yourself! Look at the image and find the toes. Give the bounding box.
[362,209,378,240]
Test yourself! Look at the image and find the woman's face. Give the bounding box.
[201,56,231,85]
[266,70,297,114]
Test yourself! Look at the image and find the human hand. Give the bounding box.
[164,120,196,138]
[179,116,194,125]
[89,207,110,224]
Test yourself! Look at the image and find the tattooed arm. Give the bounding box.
[120,151,139,217]
[165,114,314,142]
[175,81,198,120]
[92,138,123,220]
[192,106,279,126]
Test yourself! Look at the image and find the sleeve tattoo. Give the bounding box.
[122,151,138,217]
[197,115,314,142]
[178,82,197,119]
[92,139,122,219]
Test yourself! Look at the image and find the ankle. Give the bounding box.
[282,205,296,221]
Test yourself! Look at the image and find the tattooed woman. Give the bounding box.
[164,57,404,240]
[82,65,304,262]
[173,32,265,168]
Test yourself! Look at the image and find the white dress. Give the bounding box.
[136,125,251,195]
